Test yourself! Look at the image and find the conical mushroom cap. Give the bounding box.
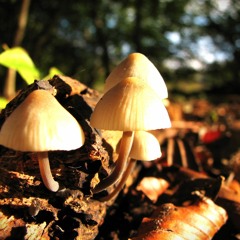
[104,52,168,99]
[129,131,161,161]
[90,77,171,131]
[0,90,85,152]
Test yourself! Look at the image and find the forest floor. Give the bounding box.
[0,76,240,240]
[95,93,240,240]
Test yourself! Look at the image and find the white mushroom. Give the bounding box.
[90,77,170,195]
[104,52,168,99]
[100,131,162,201]
[0,89,85,192]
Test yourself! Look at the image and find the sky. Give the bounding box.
[164,0,234,70]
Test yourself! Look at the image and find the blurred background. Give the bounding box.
[0,0,239,98]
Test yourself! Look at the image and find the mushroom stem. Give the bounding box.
[93,131,134,194]
[37,152,59,192]
[99,159,137,201]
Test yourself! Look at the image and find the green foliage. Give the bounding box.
[43,67,63,80]
[0,47,40,85]
[0,47,63,109]
[0,97,8,110]
[0,0,239,93]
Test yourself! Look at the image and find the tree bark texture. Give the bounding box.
[0,75,114,240]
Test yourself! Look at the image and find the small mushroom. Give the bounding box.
[90,77,170,195]
[129,131,162,161]
[104,52,168,99]
[0,89,85,192]
[100,131,162,201]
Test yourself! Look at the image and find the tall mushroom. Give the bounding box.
[104,52,168,99]
[100,131,162,201]
[90,77,170,194]
[0,89,85,192]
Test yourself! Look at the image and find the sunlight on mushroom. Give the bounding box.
[104,52,168,99]
[91,77,170,195]
[0,89,85,192]
[99,131,163,201]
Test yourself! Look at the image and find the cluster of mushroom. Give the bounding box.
[90,53,171,201]
[0,53,170,199]
[0,89,85,192]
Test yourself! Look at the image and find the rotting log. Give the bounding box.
[0,75,114,240]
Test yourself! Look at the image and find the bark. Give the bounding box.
[0,75,239,239]
[0,75,113,240]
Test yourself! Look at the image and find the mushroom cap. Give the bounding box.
[127,131,161,161]
[0,89,85,152]
[104,52,168,99]
[90,77,171,131]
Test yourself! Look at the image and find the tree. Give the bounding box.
[1,0,31,99]
[175,0,240,91]
[0,0,239,93]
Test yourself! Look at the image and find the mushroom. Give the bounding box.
[100,131,162,201]
[104,52,168,99]
[0,89,85,192]
[90,77,170,195]
[129,131,162,161]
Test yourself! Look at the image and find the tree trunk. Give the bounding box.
[3,0,31,100]
[134,0,143,53]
